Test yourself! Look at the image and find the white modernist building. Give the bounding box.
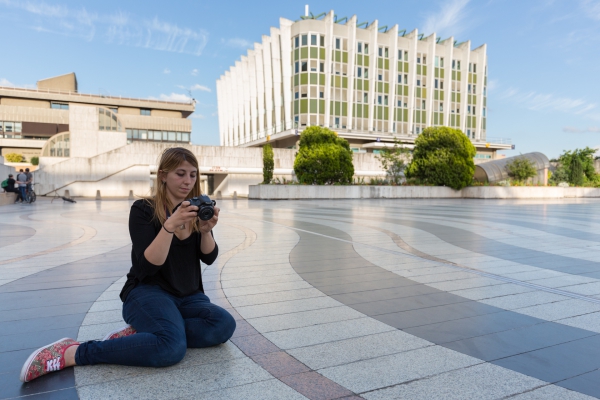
[217,9,511,159]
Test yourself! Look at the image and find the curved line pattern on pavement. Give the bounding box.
[260,211,600,398]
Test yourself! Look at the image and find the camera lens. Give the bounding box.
[199,207,214,221]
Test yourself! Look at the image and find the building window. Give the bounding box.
[295,36,299,48]
[301,61,308,72]
[358,42,362,53]
[364,68,369,79]
[363,93,368,103]
[320,62,324,72]
[99,108,122,131]
[51,102,69,110]
[320,35,325,46]
[422,100,426,110]
[126,129,190,143]
[335,38,340,49]
[417,57,421,64]
[384,95,388,106]
[302,35,307,46]
[435,79,438,89]
[417,79,421,87]
[357,67,362,78]
[140,109,151,116]
[378,74,382,81]
[364,43,369,54]
[295,62,299,73]
[483,108,487,117]
[311,34,317,46]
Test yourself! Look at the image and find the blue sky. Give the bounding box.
[1,0,599,158]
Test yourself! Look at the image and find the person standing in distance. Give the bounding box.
[20,147,236,382]
[15,169,27,204]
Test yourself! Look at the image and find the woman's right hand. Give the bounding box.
[164,201,198,231]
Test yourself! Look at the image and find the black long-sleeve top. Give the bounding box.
[120,199,219,301]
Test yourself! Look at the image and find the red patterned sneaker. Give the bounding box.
[102,324,136,341]
[20,338,79,382]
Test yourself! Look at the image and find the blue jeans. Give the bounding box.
[75,284,236,367]
[18,187,26,201]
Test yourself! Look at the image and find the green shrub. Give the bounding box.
[376,138,410,185]
[505,156,537,183]
[550,147,599,186]
[4,153,24,163]
[293,126,354,185]
[30,156,39,166]
[405,126,476,190]
[262,144,274,184]
[569,156,584,186]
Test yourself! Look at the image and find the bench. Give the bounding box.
[0,191,18,206]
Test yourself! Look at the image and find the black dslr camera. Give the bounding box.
[188,195,217,221]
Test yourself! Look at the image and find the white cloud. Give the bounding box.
[222,37,252,49]
[190,113,205,119]
[501,87,598,119]
[190,84,210,92]
[149,93,192,103]
[0,78,14,86]
[191,69,198,76]
[563,126,600,133]
[163,68,171,74]
[422,0,471,38]
[0,0,208,55]
[581,0,600,20]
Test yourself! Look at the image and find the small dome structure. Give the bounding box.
[474,152,550,184]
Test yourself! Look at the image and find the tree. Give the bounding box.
[376,138,410,185]
[569,156,584,186]
[262,144,274,184]
[405,126,476,190]
[505,156,537,183]
[293,126,354,185]
[30,156,39,166]
[4,153,24,163]
[549,147,599,186]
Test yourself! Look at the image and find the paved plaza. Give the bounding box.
[3,198,600,399]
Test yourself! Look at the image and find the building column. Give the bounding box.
[262,35,274,136]
[442,38,454,127]
[254,44,266,139]
[248,50,258,141]
[279,19,293,131]
[458,41,471,134]
[323,11,334,128]
[425,34,436,127]
[388,25,399,134]
[473,44,487,141]
[234,61,244,145]
[241,57,251,144]
[346,15,357,130]
[367,20,379,132]
[270,28,283,133]
[406,29,418,134]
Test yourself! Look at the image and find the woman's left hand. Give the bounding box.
[199,206,219,234]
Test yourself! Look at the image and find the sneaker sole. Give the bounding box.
[102,326,131,341]
[20,337,71,382]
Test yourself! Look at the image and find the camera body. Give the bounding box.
[188,195,216,221]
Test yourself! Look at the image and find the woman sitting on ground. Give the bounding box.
[20,147,236,382]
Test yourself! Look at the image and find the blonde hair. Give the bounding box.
[148,147,203,233]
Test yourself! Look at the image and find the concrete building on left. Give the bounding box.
[0,72,195,163]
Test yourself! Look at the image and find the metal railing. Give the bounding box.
[481,137,512,144]
[0,86,194,106]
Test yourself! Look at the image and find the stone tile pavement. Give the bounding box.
[2,198,600,398]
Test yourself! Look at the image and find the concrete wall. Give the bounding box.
[249,185,600,200]
[33,141,387,197]
[69,105,127,158]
